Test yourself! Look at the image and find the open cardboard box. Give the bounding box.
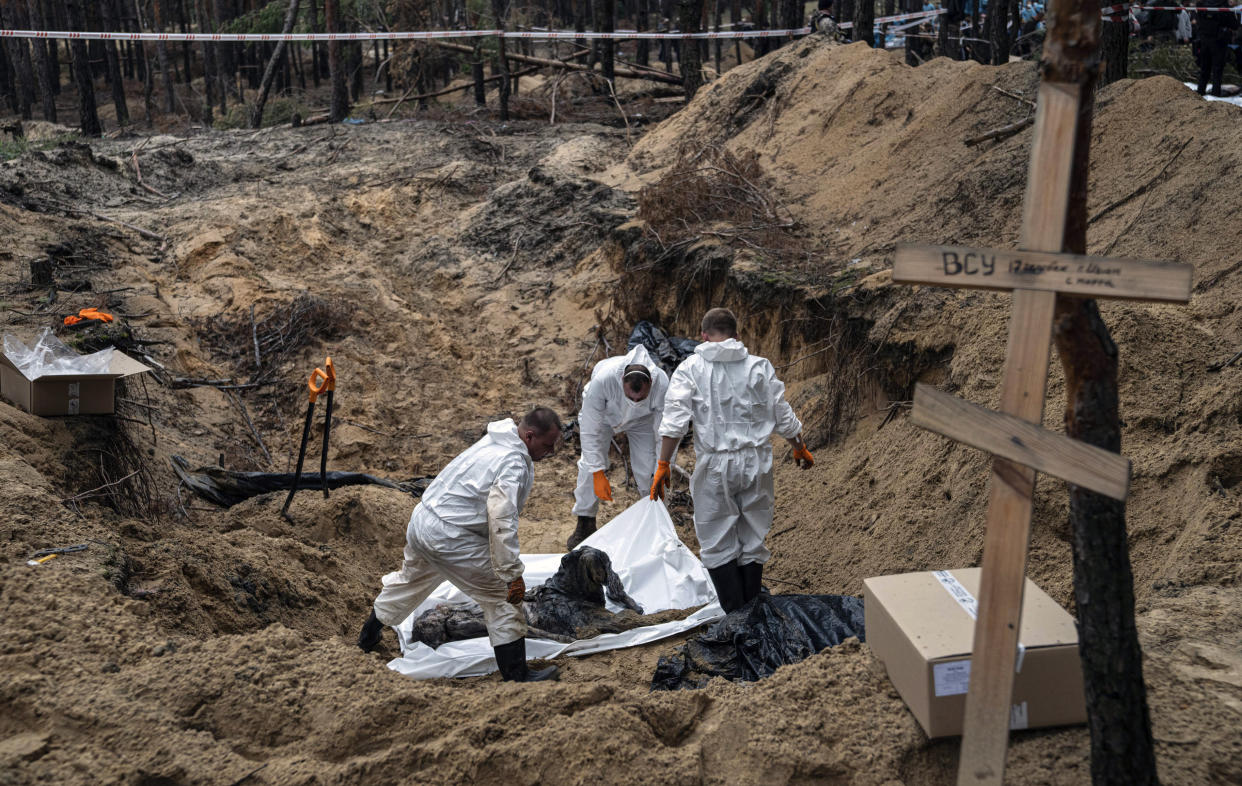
[863,567,1086,738]
[0,348,151,416]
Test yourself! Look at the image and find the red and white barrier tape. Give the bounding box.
[0,10,946,43]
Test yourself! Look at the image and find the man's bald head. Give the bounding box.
[518,407,563,461]
[701,308,738,340]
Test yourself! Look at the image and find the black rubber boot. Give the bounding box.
[566,515,596,551]
[707,561,745,613]
[358,609,385,652]
[494,638,560,682]
[739,561,764,604]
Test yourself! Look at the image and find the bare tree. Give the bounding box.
[677,0,702,99]
[491,0,511,120]
[65,0,101,135]
[99,0,130,125]
[985,0,1010,62]
[0,1,37,118]
[854,0,875,46]
[1049,0,1158,780]
[597,0,615,88]
[1099,4,1128,85]
[152,0,177,112]
[250,0,301,128]
[326,0,349,121]
[25,0,56,121]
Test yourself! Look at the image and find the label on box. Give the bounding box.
[933,660,971,696]
[67,382,80,415]
[1010,701,1029,730]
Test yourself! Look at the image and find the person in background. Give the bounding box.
[651,308,813,613]
[567,344,668,550]
[1195,0,1240,97]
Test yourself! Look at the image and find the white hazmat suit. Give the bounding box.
[658,339,803,569]
[372,418,531,646]
[572,344,669,516]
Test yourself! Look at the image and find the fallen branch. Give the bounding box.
[435,41,683,85]
[963,115,1034,147]
[130,139,176,199]
[61,470,140,504]
[990,84,1036,107]
[1208,347,1242,372]
[1088,137,1192,224]
[226,389,271,465]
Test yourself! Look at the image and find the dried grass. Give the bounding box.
[192,292,355,385]
[636,143,806,262]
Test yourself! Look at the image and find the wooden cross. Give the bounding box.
[891,71,1192,786]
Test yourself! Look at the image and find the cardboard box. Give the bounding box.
[863,568,1086,738]
[0,349,151,416]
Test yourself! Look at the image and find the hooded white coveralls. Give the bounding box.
[658,339,803,569]
[372,419,531,646]
[573,344,669,517]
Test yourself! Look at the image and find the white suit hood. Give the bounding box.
[577,344,670,474]
[695,338,749,363]
[659,338,802,455]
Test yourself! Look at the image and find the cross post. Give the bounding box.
[890,13,1191,783]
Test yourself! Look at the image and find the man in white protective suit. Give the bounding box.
[566,343,669,550]
[358,407,563,682]
[650,308,814,612]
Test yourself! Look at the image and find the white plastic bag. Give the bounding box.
[3,328,114,379]
[385,499,723,679]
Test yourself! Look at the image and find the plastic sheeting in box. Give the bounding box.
[386,498,723,680]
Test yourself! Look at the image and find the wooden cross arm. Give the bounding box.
[893,244,1192,304]
[911,383,1131,501]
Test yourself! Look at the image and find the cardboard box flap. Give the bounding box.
[2,350,151,381]
[862,568,1078,661]
[105,352,151,378]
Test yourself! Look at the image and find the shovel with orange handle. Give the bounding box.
[281,357,335,519]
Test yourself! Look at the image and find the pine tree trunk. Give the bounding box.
[598,0,615,88]
[1046,0,1159,780]
[492,0,511,120]
[854,0,875,46]
[325,0,349,121]
[472,39,486,106]
[1099,16,1128,86]
[636,0,650,66]
[985,0,1009,63]
[249,0,300,128]
[0,3,36,119]
[26,0,57,121]
[152,0,177,113]
[65,0,101,135]
[100,0,129,125]
[752,0,767,56]
[677,0,702,99]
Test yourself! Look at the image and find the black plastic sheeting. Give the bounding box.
[651,593,865,690]
[628,321,700,376]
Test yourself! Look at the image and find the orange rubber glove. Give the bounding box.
[650,460,671,501]
[592,470,613,502]
[792,444,814,469]
[507,577,525,605]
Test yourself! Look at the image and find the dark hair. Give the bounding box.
[623,364,652,395]
[701,307,738,338]
[520,406,563,436]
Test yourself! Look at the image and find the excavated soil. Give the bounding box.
[1,39,1241,785]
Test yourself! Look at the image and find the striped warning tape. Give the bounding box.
[0,10,947,43]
